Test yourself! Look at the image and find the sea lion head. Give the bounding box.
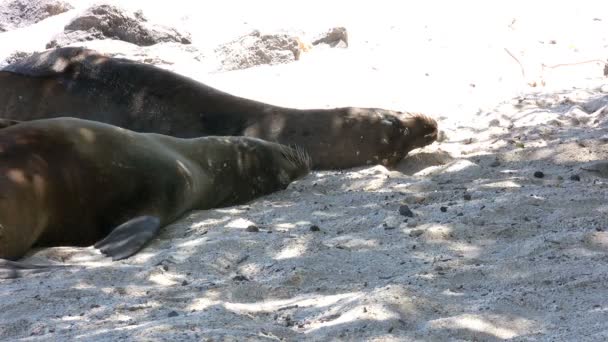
[371,111,438,167]
[259,142,311,190]
[230,138,311,199]
[399,112,438,150]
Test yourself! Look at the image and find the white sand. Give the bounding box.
[2,1,608,340]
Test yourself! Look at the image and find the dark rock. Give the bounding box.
[167,311,179,318]
[570,174,581,181]
[534,171,544,178]
[232,275,249,282]
[245,225,259,232]
[463,193,472,201]
[398,205,414,217]
[310,225,321,232]
[46,4,191,48]
[440,206,448,212]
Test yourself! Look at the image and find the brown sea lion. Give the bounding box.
[0,117,310,278]
[0,47,438,170]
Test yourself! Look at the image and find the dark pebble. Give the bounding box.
[534,171,544,178]
[246,225,259,232]
[490,160,501,167]
[463,193,472,201]
[457,213,464,216]
[399,205,414,217]
[310,225,321,232]
[570,174,580,181]
[233,275,249,281]
[168,311,179,318]
[440,206,448,212]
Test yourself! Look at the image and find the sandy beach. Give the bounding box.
[2,1,608,340]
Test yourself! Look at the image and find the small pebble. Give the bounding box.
[383,223,396,230]
[440,206,448,212]
[168,311,179,318]
[409,229,424,237]
[534,171,544,178]
[246,225,259,232]
[490,159,501,167]
[570,174,581,181]
[463,193,472,201]
[398,205,414,217]
[310,225,321,232]
[233,275,249,281]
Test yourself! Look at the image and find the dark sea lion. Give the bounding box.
[0,117,310,278]
[0,47,438,169]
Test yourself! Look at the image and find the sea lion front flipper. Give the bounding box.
[94,216,161,261]
[0,259,71,279]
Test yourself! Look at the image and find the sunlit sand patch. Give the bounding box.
[427,314,537,339]
[224,217,256,229]
[479,180,522,189]
[275,236,311,260]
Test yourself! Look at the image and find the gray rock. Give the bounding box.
[0,0,72,31]
[582,95,608,114]
[46,4,191,48]
[215,30,303,71]
[312,27,348,48]
[0,50,30,68]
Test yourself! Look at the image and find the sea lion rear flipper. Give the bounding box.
[94,216,161,261]
[0,259,70,279]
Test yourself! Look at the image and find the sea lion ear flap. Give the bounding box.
[94,216,161,261]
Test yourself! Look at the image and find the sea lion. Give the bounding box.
[0,47,438,169]
[0,117,310,278]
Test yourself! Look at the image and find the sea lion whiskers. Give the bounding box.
[280,144,312,171]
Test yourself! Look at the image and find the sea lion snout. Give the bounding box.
[274,145,311,187]
[401,113,438,148]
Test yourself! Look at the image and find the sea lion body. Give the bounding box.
[0,47,438,169]
[0,117,309,274]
